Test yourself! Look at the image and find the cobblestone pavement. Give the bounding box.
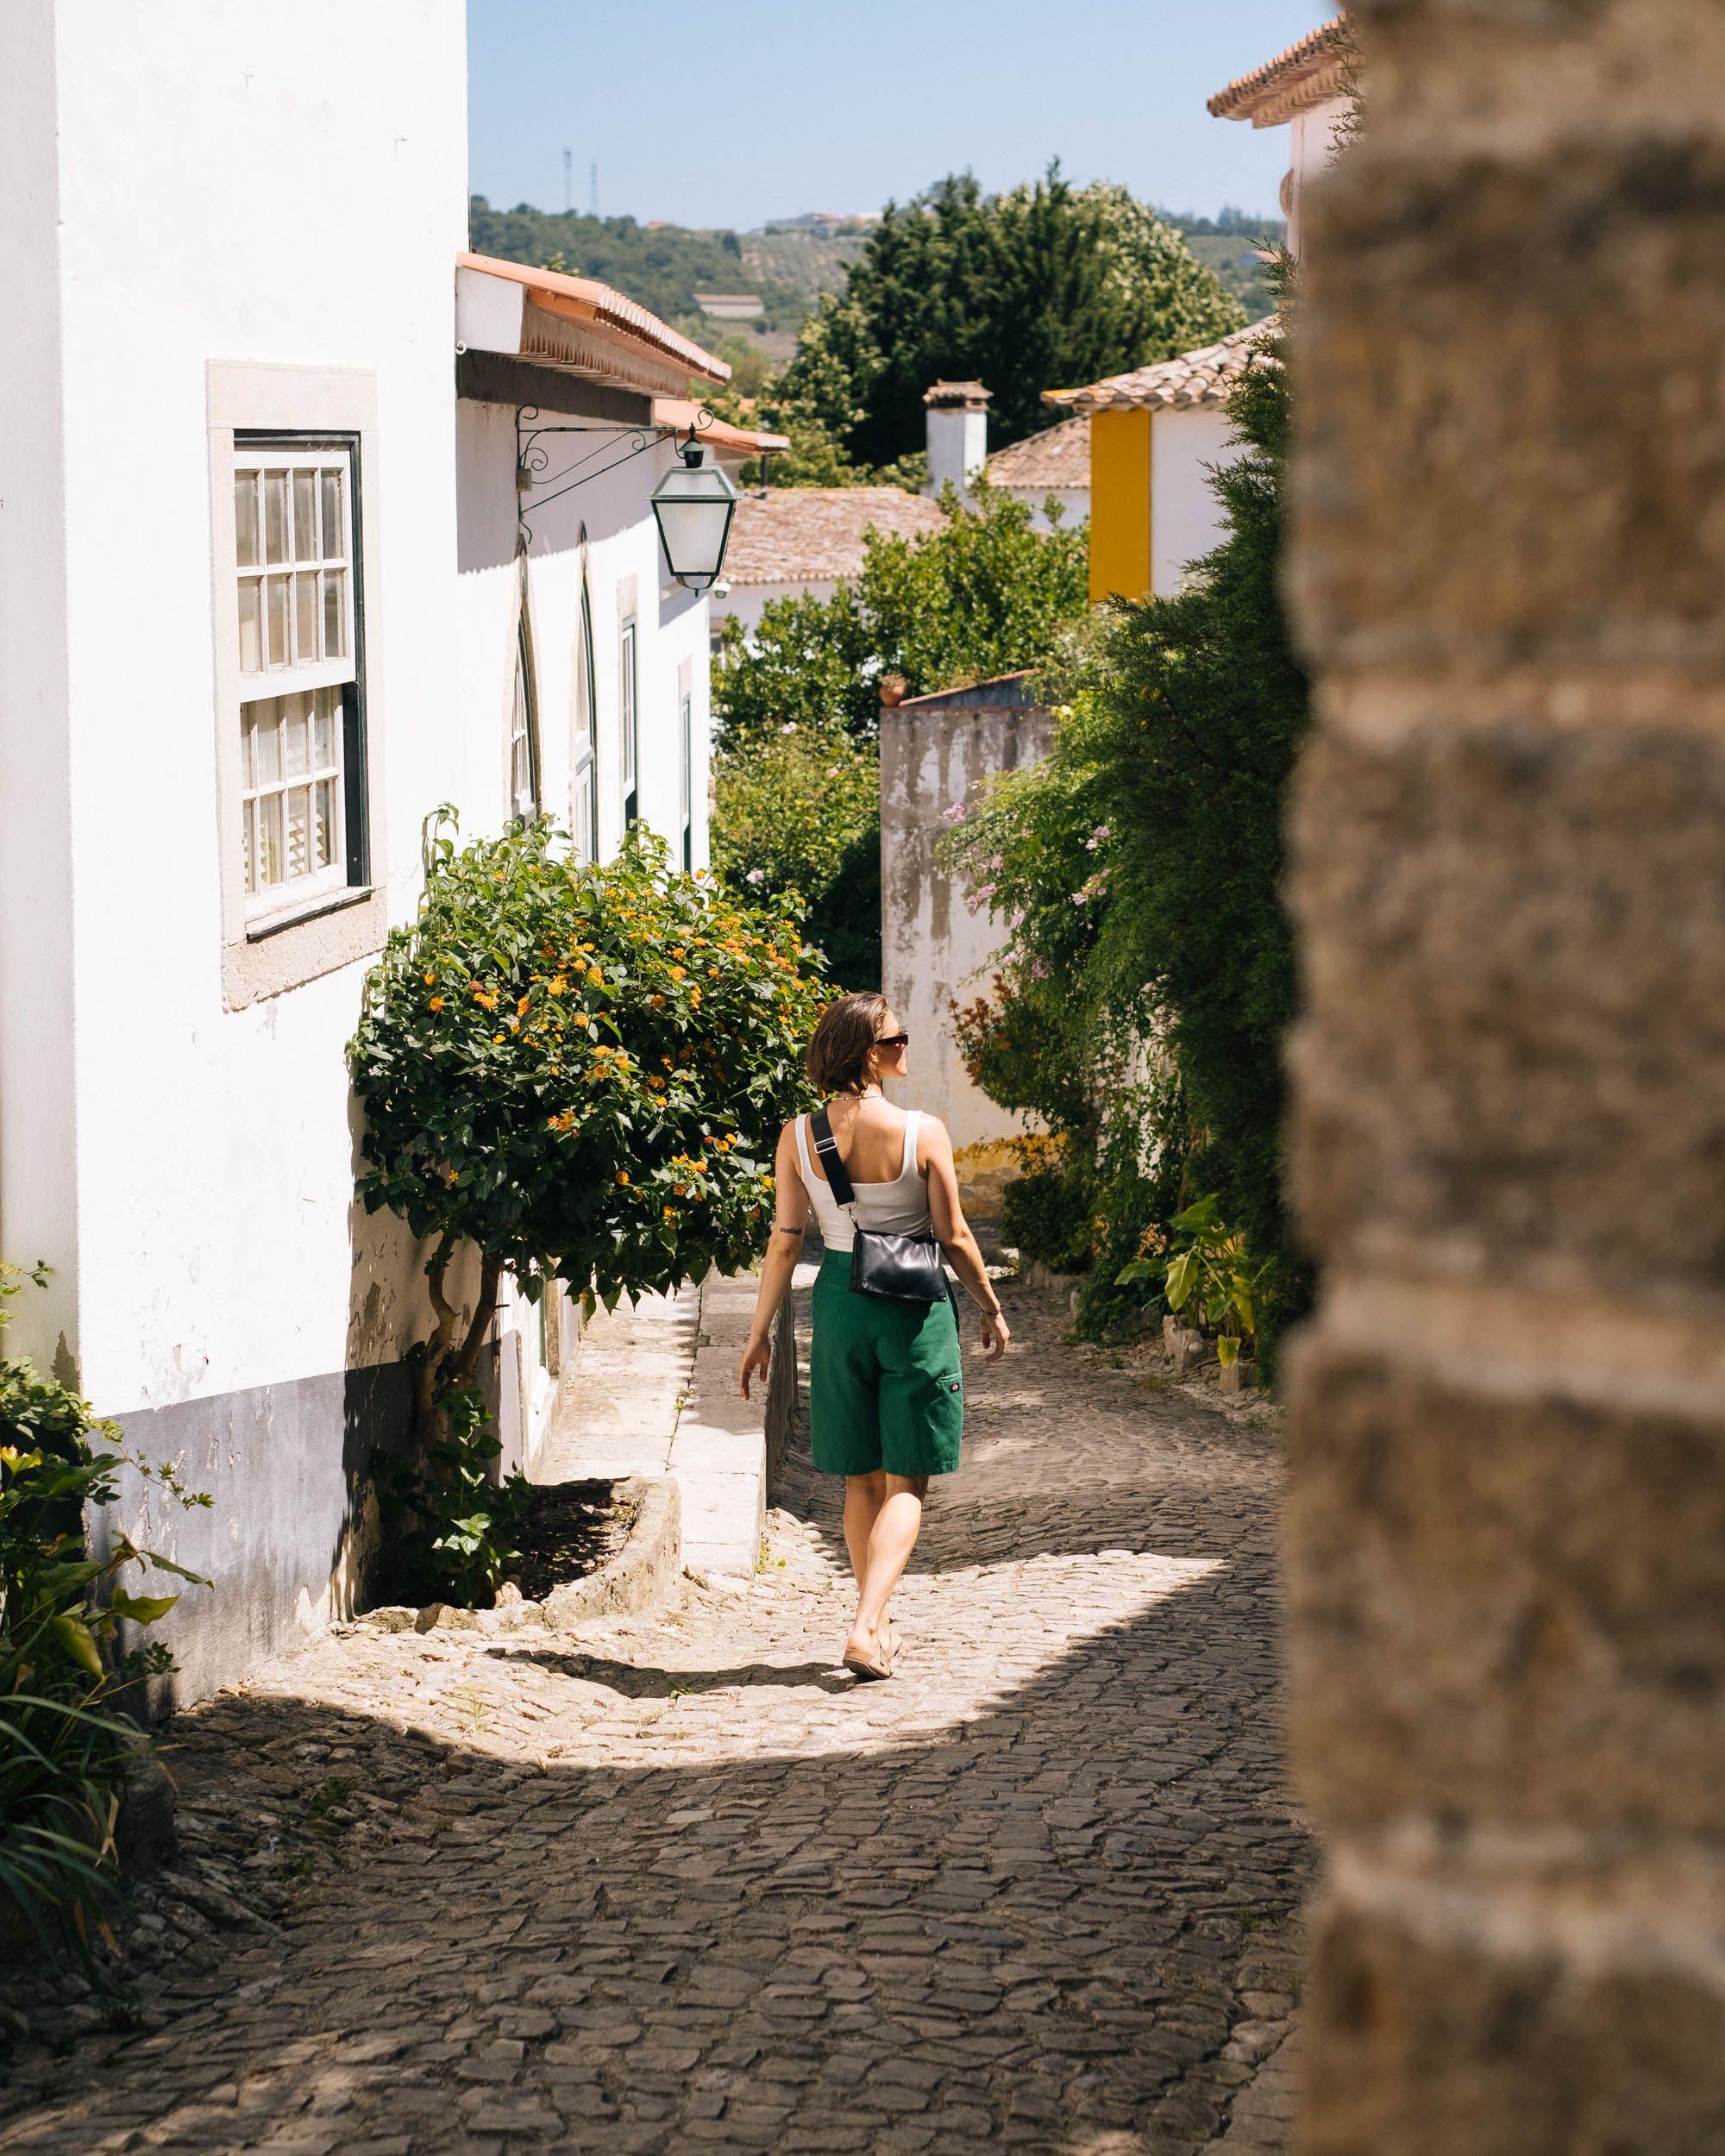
[1,1282,1311,2154]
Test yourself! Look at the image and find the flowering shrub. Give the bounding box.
[3,1263,207,1946]
[349,814,823,1593]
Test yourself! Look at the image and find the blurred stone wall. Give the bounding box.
[1284,1,1725,2148]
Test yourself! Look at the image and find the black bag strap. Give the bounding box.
[809,1105,856,1209]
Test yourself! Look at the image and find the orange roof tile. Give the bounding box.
[1208,16,1349,126]
[986,415,1089,492]
[1043,323,1269,417]
[653,398,790,458]
[722,487,948,587]
[458,252,730,384]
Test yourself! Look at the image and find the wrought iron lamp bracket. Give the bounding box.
[514,405,715,548]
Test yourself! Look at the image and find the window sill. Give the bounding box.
[245,883,374,943]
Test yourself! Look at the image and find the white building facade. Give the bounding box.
[0,0,734,1702]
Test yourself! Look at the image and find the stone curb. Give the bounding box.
[541,1476,681,1630]
[361,1474,685,1638]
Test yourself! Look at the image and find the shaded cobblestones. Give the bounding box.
[1,1282,1310,2152]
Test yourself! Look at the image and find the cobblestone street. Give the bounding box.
[2,1283,1310,2155]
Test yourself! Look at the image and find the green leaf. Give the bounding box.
[1216,1335,1240,1367]
[1164,1249,1198,1311]
[49,1613,105,1680]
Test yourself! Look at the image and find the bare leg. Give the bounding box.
[843,1470,887,1588]
[845,1473,928,1660]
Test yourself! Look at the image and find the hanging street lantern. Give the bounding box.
[649,433,738,592]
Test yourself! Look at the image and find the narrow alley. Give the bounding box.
[2,1282,1308,2156]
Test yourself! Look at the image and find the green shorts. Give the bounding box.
[808,1248,964,1479]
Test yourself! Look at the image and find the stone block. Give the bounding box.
[1287,720,1725,1294]
[1302,1875,1725,2155]
[1292,135,1725,674]
[1286,1334,1725,1833]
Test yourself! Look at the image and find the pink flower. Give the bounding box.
[1010,907,1025,928]
[745,868,765,885]
[939,801,967,824]
[1031,958,1051,980]
[973,882,997,905]
[1086,824,1112,850]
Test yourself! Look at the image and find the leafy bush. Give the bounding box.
[936,296,1314,1354]
[709,725,881,988]
[1,1263,205,1948]
[999,1167,1092,1275]
[1121,1194,1280,1369]
[349,816,824,1598]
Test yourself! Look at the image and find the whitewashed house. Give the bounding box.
[0,0,761,1702]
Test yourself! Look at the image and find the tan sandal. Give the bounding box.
[842,1631,893,1682]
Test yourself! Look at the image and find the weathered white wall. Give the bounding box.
[925,406,988,504]
[0,0,79,1369]
[881,689,1053,1208]
[455,404,711,872]
[44,0,468,1419]
[1151,404,1236,596]
[1287,93,1351,257]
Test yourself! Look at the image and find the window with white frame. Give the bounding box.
[620,616,638,828]
[510,599,541,822]
[678,658,693,871]
[233,439,361,911]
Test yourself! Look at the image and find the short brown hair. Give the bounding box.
[806,992,890,1096]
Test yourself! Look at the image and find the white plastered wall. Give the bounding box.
[46,0,470,1413]
[1151,405,1237,596]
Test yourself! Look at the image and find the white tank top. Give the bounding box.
[794,1107,932,1252]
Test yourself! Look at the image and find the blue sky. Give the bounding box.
[466,2,1333,230]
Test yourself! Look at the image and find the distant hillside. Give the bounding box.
[1158,209,1286,315]
[467,197,831,338]
[467,196,1283,347]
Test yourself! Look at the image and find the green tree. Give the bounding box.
[709,489,1087,988]
[778,170,1246,467]
[348,818,823,1592]
[939,298,1312,1346]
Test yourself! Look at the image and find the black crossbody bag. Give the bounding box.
[811,1106,948,1304]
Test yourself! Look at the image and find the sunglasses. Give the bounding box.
[875,1032,910,1050]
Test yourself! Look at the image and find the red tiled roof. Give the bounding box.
[458,252,729,383]
[986,415,1089,492]
[1043,323,1268,417]
[1208,16,1349,126]
[722,487,948,587]
[653,398,790,457]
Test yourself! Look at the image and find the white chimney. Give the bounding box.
[923,380,990,503]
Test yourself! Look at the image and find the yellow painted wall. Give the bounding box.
[1087,407,1153,604]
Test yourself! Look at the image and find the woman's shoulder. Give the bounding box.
[912,1108,952,1161]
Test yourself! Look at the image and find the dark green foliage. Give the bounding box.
[371,1382,533,1607]
[1000,1169,1093,1275]
[710,491,1087,985]
[2,1263,205,1949]
[713,488,1088,754]
[940,293,1313,1348]
[778,171,1246,467]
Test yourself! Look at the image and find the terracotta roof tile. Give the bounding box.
[457,252,728,382]
[985,415,1089,492]
[1043,322,1269,417]
[722,486,948,587]
[1208,16,1349,126]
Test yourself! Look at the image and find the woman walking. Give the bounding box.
[737,993,1010,1680]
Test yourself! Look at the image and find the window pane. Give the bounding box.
[294,573,318,662]
[253,705,281,785]
[235,473,260,567]
[323,569,346,659]
[264,471,289,564]
[237,580,262,674]
[283,698,310,778]
[266,576,291,667]
[258,791,284,887]
[286,786,310,881]
[243,798,256,893]
[312,687,336,768]
[321,468,343,560]
[314,778,337,869]
[293,472,318,562]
